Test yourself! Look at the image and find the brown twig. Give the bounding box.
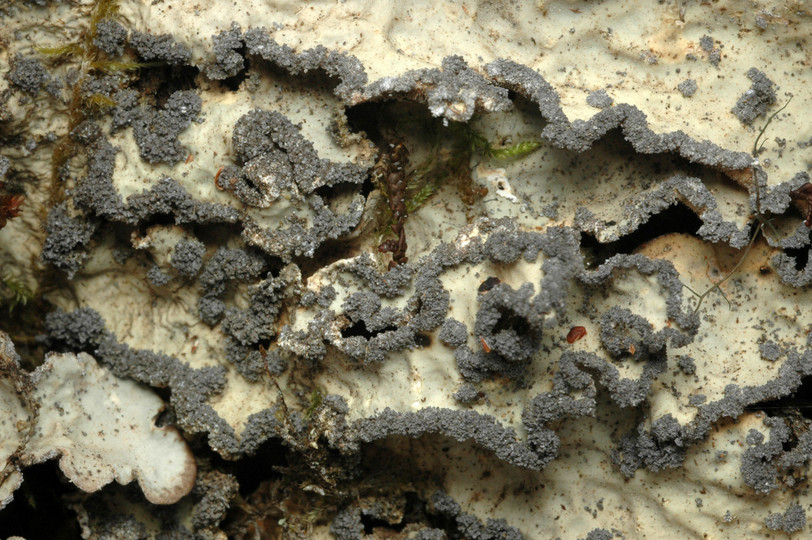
[376,142,410,269]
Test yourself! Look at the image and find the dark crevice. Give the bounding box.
[783,245,810,271]
[359,172,375,200]
[135,212,176,233]
[152,386,174,427]
[0,461,80,540]
[341,320,398,340]
[206,437,287,498]
[493,306,531,336]
[294,237,361,282]
[135,64,200,108]
[581,202,703,267]
[314,181,362,204]
[361,513,407,534]
[221,48,249,91]
[345,101,385,144]
[414,333,431,347]
[748,376,812,421]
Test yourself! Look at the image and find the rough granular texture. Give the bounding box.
[206,22,245,80]
[8,54,50,95]
[583,529,613,540]
[40,203,98,278]
[228,108,367,259]
[486,58,752,170]
[759,340,782,362]
[361,55,512,122]
[766,503,806,533]
[677,79,697,97]
[427,491,524,539]
[170,238,206,277]
[699,35,721,66]
[586,89,613,108]
[191,471,239,531]
[243,27,368,99]
[198,247,267,324]
[677,355,696,375]
[352,407,542,470]
[147,264,171,286]
[129,31,192,65]
[130,91,202,164]
[44,307,284,459]
[329,506,363,540]
[453,383,480,404]
[92,19,127,57]
[732,68,776,125]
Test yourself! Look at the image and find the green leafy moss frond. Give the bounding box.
[490,140,542,160]
[1,274,34,315]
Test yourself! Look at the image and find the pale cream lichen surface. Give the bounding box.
[0,332,196,508]
[1,0,812,538]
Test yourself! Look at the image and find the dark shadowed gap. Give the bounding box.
[341,319,398,340]
[205,437,287,498]
[345,101,385,144]
[414,333,432,347]
[294,237,364,282]
[782,244,811,271]
[493,306,532,336]
[783,246,810,271]
[136,64,200,108]
[220,46,249,91]
[748,376,812,421]
[360,513,407,534]
[580,202,704,267]
[0,461,80,540]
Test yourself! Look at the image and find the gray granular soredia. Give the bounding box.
[129,31,192,65]
[453,383,480,404]
[43,307,285,459]
[170,238,206,277]
[677,78,697,97]
[586,89,613,109]
[147,264,171,286]
[92,19,127,57]
[130,90,202,164]
[732,68,776,125]
[190,471,239,531]
[206,22,245,80]
[8,54,50,95]
[41,203,98,278]
[759,340,782,362]
[329,506,363,540]
[766,503,806,533]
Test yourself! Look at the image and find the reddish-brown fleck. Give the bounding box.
[479,336,492,353]
[214,165,224,189]
[185,154,194,164]
[566,326,587,344]
[0,194,24,228]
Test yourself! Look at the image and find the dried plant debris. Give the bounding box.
[0,331,195,509]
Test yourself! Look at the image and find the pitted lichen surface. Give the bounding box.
[3,0,812,537]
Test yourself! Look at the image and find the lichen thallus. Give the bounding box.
[683,96,794,312]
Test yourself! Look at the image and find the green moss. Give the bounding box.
[0,273,33,316]
[490,140,542,160]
